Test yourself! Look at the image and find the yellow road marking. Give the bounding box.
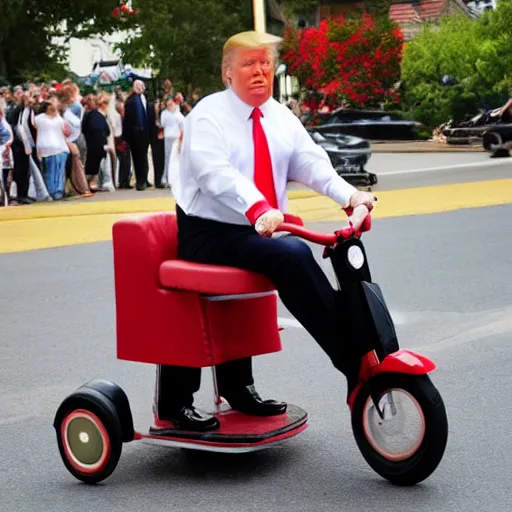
[1,179,511,254]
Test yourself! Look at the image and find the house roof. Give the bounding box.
[389,0,474,24]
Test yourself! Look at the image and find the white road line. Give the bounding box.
[278,311,407,329]
[377,159,510,176]
[278,317,303,329]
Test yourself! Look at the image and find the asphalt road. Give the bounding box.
[1,204,512,512]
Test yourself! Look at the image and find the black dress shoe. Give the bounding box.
[18,197,35,204]
[136,183,147,191]
[153,406,220,433]
[222,385,287,416]
[118,183,134,190]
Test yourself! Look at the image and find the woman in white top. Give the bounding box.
[160,95,184,187]
[33,97,71,200]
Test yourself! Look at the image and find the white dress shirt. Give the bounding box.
[173,87,356,225]
[161,108,185,139]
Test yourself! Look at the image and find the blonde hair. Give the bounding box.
[221,31,281,85]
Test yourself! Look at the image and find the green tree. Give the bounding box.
[402,15,484,89]
[118,0,321,95]
[400,13,507,128]
[0,0,127,83]
[400,2,512,128]
[117,0,253,95]
[474,0,512,95]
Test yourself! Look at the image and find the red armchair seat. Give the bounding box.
[159,260,275,295]
[113,211,283,368]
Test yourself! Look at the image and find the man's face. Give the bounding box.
[133,81,145,95]
[13,88,23,103]
[23,91,34,105]
[228,47,274,107]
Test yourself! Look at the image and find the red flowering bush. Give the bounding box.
[281,13,403,109]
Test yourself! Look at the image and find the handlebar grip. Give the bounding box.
[275,205,372,245]
[275,224,338,245]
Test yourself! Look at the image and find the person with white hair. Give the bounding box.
[155,31,377,433]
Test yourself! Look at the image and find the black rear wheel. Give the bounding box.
[351,373,448,486]
[54,389,123,484]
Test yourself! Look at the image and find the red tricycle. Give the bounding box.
[53,206,448,486]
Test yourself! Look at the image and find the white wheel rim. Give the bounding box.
[362,389,426,462]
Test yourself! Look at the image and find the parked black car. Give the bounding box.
[307,108,423,141]
[441,98,512,156]
[309,131,377,188]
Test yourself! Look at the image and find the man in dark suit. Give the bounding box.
[122,80,154,190]
[6,90,40,204]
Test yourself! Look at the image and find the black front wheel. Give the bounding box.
[351,373,448,486]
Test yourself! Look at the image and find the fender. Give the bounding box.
[374,349,436,376]
[347,350,437,411]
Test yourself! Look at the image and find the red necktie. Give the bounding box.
[251,107,278,208]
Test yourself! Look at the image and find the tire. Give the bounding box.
[482,131,510,157]
[54,389,123,484]
[82,380,134,442]
[351,373,448,486]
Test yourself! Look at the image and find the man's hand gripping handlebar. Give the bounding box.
[274,205,372,246]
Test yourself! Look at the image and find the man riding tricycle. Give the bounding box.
[53,30,448,487]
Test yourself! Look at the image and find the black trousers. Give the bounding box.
[127,132,149,187]
[151,136,165,187]
[12,145,32,199]
[115,138,132,187]
[158,207,353,415]
[84,145,105,177]
[65,152,72,181]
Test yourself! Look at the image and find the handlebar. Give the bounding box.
[275,205,371,246]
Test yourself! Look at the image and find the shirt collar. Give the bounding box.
[227,87,272,121]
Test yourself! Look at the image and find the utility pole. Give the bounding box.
[253,0,266,32]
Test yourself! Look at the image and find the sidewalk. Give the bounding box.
[1,179,511,254]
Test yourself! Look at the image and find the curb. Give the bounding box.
[371,142,484,153]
